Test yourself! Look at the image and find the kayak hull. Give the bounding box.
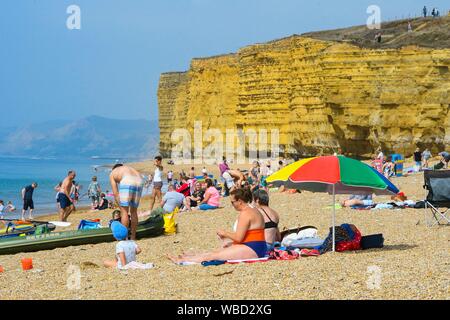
[0,216,164,255]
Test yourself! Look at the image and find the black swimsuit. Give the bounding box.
[260,207,278,229]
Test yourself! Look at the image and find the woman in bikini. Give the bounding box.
[252,189,281,250]
[168,188,266,264]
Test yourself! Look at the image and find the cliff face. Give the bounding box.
[158,20,450,158]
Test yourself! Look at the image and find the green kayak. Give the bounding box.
[0,215,164,255]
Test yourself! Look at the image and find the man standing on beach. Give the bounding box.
[148,156,163,211]
[109,164,144,240]
[21,182,37,221]
[58,171,76,221]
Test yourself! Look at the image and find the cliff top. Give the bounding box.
[303,15,450,49]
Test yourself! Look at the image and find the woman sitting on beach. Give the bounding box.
[252,189,281,250]
[168,188,267,264]
[196,179,220,210]
[183,182,204,211]
[95,193,109,211]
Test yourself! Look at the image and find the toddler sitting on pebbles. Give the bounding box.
[104,221,153,270]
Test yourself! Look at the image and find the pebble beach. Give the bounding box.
[0,161,448,300]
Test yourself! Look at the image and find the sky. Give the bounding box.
[0,0,448,126]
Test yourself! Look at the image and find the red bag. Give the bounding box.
[336,226,362,252]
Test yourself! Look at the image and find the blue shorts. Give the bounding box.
[57,193,72,209]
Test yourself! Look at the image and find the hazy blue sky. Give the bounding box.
[1,0,448,126]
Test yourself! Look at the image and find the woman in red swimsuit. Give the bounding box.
[168,188,266,264]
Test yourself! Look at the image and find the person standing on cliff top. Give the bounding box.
[423,6,427,17]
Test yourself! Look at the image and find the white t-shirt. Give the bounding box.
[202,168,207,174]
[167,171,173,179]
[116,240,138,269]
[0,204,4,214]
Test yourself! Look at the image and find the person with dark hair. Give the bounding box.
[252,189,281,249]
[168,187,266,264]
[149,156,163,211]
[21,182,38,220]
[423,6,427,17]
[197,179,220,210]
[58,171,76,221]
[109,164,144,240]
[95,193,109,211]
[183,181,204,211]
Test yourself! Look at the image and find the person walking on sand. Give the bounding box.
[21,182,37,221]
[109,164,144,240]
[87,176,101,209]
[148,156,164,211]
[58,171,76,221]
[422,148,432,168]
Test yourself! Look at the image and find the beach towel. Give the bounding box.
[350,204,374,210]
[177,256,270,266]
[269,248,299,260]
[119,261,154,270]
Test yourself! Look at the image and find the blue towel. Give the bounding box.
[201,260,226,266]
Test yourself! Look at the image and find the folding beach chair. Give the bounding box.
[423,170,450,226]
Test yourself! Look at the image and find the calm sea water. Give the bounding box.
[0,156,147,219]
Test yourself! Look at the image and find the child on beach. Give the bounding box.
[104,221,142,269]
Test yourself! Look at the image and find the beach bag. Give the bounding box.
[163,207,179,235]
[78,220,101,230]
[360,234,384,249]
[335,224,362,252]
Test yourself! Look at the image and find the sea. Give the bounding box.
[0,156,152,219]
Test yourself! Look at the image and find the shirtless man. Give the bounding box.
[109,164,144,240]
[57,171,76,221]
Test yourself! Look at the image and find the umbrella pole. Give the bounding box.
[332,184,336,252]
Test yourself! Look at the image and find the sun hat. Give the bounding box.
[110,221,128,240]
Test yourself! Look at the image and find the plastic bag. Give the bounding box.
[163,207,179,235]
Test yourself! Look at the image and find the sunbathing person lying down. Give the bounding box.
[341,194,374,207]
[168,188,267,264]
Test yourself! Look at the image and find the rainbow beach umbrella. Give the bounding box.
[266,155,399,251]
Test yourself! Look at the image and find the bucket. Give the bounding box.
[0,265,4,273]
[21,258,33,271]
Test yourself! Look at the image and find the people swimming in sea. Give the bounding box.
[168,188,267,264]
[109,164,144,240]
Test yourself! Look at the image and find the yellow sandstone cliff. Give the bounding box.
[158,17,450,158]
